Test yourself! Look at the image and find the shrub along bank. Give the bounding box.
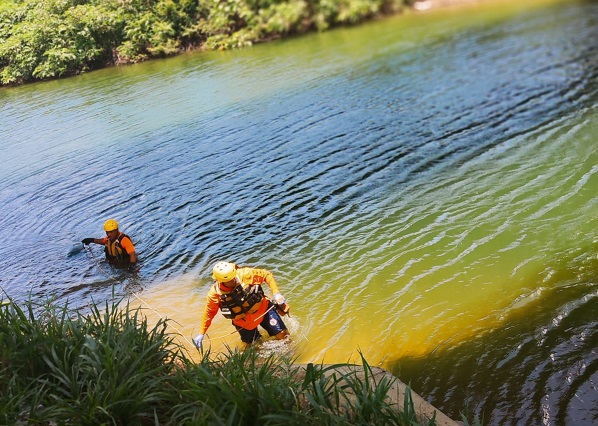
[0,296,480,425]
[0,0,407,85]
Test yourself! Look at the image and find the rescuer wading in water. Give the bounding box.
[81,219,138,272]
[193,261,290,349]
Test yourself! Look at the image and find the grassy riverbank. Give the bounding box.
[0,296,480,425]
[0,0,412,86]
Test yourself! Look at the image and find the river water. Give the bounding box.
[1,0,597,423]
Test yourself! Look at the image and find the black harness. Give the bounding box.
[104,233,132,267]
[218,283,264,319]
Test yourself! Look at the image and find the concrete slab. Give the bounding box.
[295,364,460,425]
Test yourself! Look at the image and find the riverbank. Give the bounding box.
[0,0,567,87]
[0,0,496,87]
[295,364,462,425]
[0,297,469,425]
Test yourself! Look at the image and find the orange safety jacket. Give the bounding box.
[102,233,135,265]
[199,267,281,334]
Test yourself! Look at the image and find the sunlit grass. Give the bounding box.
[0,293,481,425]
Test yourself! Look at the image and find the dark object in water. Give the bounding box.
[67,243,84,257]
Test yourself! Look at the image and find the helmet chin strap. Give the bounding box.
[222,276,240,289]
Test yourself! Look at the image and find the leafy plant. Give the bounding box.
[0,0,407,85]
[0,294,182,424]
[0,293,459,425]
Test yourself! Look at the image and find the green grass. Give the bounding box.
[0,293,482,425]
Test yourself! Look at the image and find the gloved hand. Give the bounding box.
[81,238,94,245]
[193,334,204,349]
[276,303,290,317]
[127,262,138,273]
[273,293,286,305]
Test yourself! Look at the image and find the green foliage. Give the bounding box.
[0,0,406,85]
[297,357,439,425]
[0,294,452,425]
[0,295,181,424]
[259,0,310,36]
[0,0,126,83]
[335,0,384,23]
[312,0,384,30]
[170,346,301,424]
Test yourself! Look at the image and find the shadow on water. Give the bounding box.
[390,245,598,425]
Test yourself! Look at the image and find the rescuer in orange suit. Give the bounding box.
[81,219,138,272]
[193,261,290,349]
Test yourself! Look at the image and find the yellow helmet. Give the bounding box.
[104,219,119,232]
[212,262,237,282]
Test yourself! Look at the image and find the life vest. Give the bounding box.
[217,283,264,319]
[104,233,132,266]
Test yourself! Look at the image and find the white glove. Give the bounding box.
[273,293,286,305]
[193,334,204,349]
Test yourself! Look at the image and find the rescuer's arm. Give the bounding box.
[194,288,220,349]
[120,237,138,269]
[251,268,288,308]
